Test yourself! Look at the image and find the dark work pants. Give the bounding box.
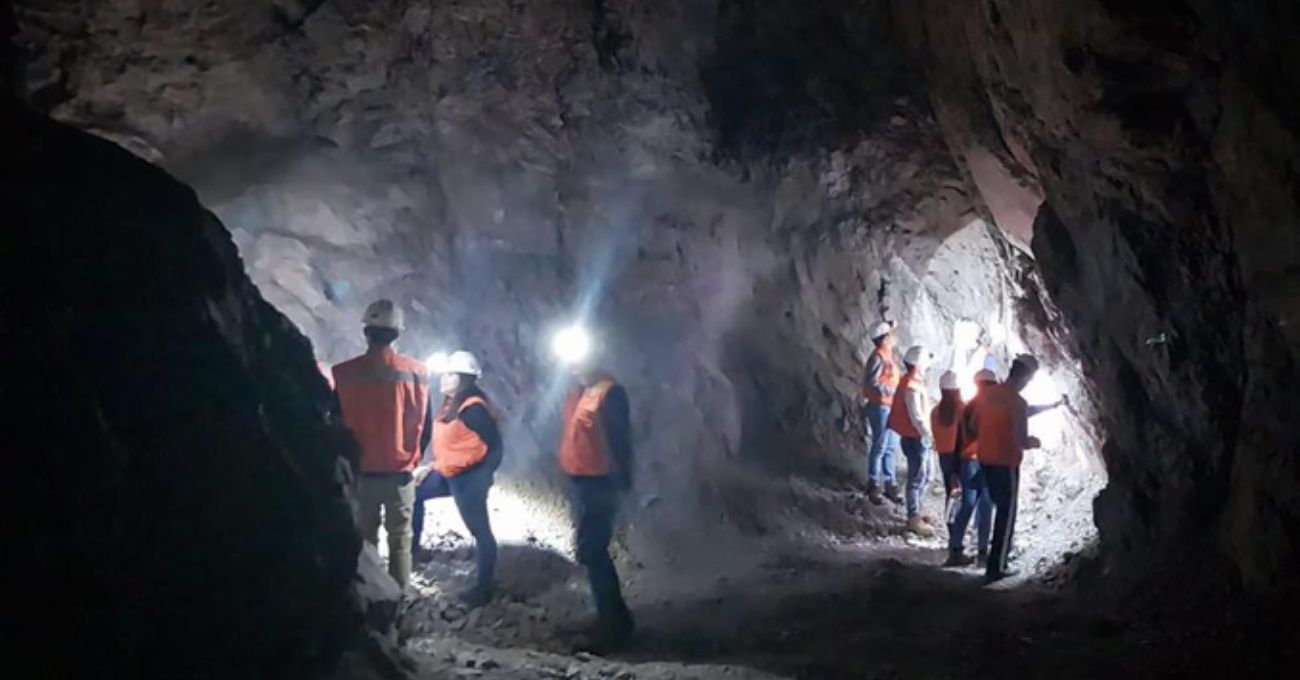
[571,475,632,631]
[413,464,497,591]
[982,464,1019,576]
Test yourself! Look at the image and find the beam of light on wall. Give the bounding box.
[950,320,986,400]
[1023,369,1065,449]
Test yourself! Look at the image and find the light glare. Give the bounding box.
[425,351,449,373]
[551,325,592,364]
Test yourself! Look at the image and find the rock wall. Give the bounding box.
[1,102,371,676]
[898,0,1300,591]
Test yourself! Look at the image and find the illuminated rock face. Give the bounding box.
[11,0,1103,571]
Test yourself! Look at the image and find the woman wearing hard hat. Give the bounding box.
[412,350,502,607]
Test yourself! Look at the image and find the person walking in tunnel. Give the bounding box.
[861,320,902,505]
[552,325,636,652]
[332,300,432,591]
[944,368,997,567]
[411,350,501,608]
[963,355,1042,583]
[888,344,937,537]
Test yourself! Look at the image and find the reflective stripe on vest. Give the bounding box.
[887,372,925,439]
[862,347,899,406]
[968,384,1024,466]
[930,399,964,454]
[432,395,492,478]
[333,347,431,474]
[558,379,616,477]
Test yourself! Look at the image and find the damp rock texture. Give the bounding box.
[898,0,1300,592]
[11,0,1102,578]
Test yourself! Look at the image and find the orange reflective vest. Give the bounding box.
[966,384,1027,467]
[930,398,965,454]
[432,395,493,478]
[887,372,926,439]
[558,378,617,477]
[333,347,431,474]
[861,347,900,406]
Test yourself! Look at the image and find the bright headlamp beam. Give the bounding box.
[425,351,449,373]
[551,325,591,365]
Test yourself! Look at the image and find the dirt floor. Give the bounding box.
[387,473,1288,679]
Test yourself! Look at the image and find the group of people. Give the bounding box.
[860,320,1064,583]
[330,299,634,651]
[329,297,1061,655]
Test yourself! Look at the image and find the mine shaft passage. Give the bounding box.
[13,0,1300,678]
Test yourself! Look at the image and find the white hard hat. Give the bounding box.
[974,368,998,384]
[869,320,896,340]
[442,350,482,376]
[362,299,404,331]
[1012,354,1040,373]
[903,345,933,367]
[940,370,959,390]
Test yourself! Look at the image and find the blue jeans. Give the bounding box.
[864,403,899,485]
[413,463,497,591]
[899,437,929,517]
[948,458,993,556]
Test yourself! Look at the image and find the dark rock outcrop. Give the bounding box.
[1,102,365,678]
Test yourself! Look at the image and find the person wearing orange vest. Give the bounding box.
[888,344,937,536]
[861,320,902,505]
[411,350,501,607]
[943,368,997,567]
[963,354,1042,583]
[332,300,432,590]
[552,326,635,652]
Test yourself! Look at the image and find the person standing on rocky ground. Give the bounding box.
[944,368,997,567]
[962,354,1045,583]
[332,300,433,591]
[861,320,903,505]
[551,325,636,652]
[888,345,938,537]
[411,350,501,608]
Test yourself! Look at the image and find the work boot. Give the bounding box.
[884,483,904,504]
[456,585,493,609]
[943,551,974,568]
[571,616,635,655]
[976,551,989,568]
[906,516,935,538]
[867,481,883,506]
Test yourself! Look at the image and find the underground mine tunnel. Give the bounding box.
[4,0,1299,678]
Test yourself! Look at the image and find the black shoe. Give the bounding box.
[412,547,435,564]
[985,568,1020,584]
[571,612,635,655]
[943,552,975,568]
[456,585,493,609]
[867,483,884,506]
[883,484,904,504]
[976,551,989,568]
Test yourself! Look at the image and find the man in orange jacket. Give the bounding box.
[962,354,1040,583]
[552,326,635,652]
[332,300,432,590]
